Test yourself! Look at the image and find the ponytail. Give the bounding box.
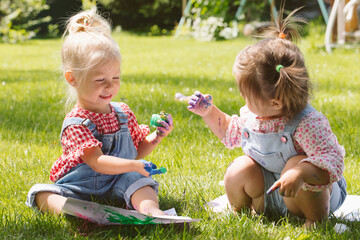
[260,5,307,43]
[233,5,311,119]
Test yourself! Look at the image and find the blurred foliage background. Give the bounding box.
[0,0,329,43]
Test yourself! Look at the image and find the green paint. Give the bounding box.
[150,110,169,127]
[150,114,163,127]
[104,208,157,225]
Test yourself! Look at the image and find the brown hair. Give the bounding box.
[232,7,311,119]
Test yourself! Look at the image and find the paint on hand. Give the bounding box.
[266,186,279,195]
[187,91,213,116]
[202,95,212,109]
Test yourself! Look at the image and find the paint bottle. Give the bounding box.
[150,114,163,127]
[150,110,168,127]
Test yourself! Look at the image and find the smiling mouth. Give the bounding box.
[100,94,112,99]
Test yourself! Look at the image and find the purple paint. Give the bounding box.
[266,185,279,195]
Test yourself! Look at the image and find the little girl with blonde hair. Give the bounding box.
[188,9,346,227]
[26,9,173,216]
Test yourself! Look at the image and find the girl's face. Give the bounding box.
[77,60,120,113]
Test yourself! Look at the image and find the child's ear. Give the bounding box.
[270,99,282,110]
[65,71,77,87]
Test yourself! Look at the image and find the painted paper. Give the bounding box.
[62,197,200,225]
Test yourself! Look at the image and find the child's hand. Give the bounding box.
[267,167,304,198]
[187,91,213,116]
[156,114,173,137]
[139,159,166,176]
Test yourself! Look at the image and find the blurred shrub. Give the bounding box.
[0,0,326,42]
[36,0,82,36]
[185,0,239,41]
[179,0,325,41]
[97,0,182,32]
[0,0,50,43]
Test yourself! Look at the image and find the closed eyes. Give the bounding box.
[95,76,119,82]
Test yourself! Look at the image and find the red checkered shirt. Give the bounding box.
[49,103,150,182]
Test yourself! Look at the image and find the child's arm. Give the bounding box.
[267,155,330,197]
[136,114,173,159]
[81,146,151,177]
[188,91,232,139]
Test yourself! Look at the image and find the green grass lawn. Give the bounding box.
[1,26,360,239]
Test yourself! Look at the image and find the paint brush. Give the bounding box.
[149,167,167,176]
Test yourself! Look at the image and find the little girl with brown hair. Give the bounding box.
[188,9,346,227]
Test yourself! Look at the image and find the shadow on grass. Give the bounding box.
[65,215,200,239]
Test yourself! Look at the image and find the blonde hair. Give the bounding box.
[232,7,311,119]
[61,8,121,110]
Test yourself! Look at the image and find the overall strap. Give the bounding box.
[110,102,128,125]
[59,117,97,140]
[283,103,316,134]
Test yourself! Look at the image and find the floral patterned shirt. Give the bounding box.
[49,103,150,182]
[221,105,345,192]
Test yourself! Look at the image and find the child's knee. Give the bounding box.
[34,191,50,207]
[35,192,66,214]
[224,156,263,191]
[224,157,247,185]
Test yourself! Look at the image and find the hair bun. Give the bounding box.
[68,11,94,34]
[65,8,111,37]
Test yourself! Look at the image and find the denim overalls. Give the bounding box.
[26,102,158,209]
[240,104,347,216]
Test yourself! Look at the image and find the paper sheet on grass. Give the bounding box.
[62,197,200,225]
[206,194,360,221]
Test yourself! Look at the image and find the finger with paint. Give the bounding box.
[153,113,173,137]
[266,181,281,195]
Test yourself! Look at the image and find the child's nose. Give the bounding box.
[105,80,114,88]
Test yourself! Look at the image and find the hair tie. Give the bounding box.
[276,65,283,72]
[278,33,285,39]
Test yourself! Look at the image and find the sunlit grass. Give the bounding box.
[1,29,359,239]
